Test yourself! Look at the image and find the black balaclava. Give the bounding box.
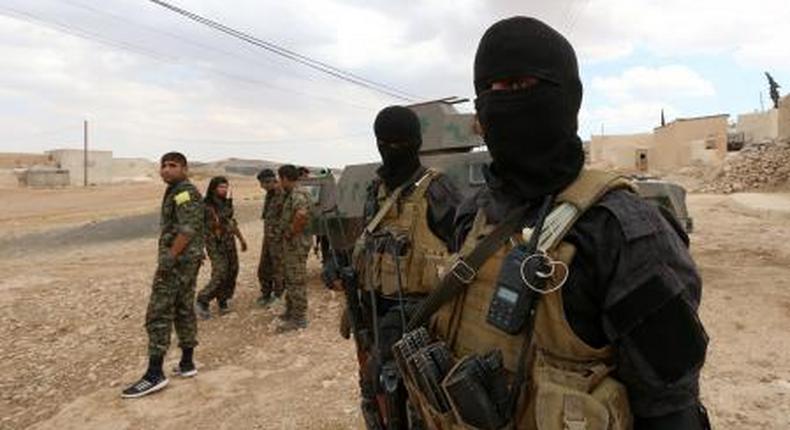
[474,16,585,201]
[373,105,422,189]
[205,176,231,209]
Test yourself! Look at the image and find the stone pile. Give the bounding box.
[699,140,790,193]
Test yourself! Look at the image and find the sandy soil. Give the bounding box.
[1,184,789,429]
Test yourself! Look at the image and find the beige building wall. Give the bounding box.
[589,133,654,170]
[653,115,728,171]
[779,95,790,141]
[736,110,778,143]
[48,149,113,186]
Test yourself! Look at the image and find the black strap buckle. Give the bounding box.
[450,259,477,284]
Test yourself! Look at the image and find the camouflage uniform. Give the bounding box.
[197,201,239,305]
[257,188,285,298]
[279,188,311,321]
[146,179,205,357]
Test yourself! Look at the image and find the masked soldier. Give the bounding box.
[195,176,247,319]
[122,152,205,398]
[256,168,285,306]
[350,106,462,429]
[396,18,710,429]
[276,164,312,332]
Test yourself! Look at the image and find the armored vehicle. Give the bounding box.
[323,97,692,250]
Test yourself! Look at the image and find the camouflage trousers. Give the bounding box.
[282,237,310,321]
[146,258,202,356]
[197,237,239,305]
[257,237,283,298]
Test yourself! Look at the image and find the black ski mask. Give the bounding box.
[474,16,585,201]
[373,105,422,189]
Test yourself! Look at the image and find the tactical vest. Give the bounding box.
[357,168,449,297]
[410,170,635,430]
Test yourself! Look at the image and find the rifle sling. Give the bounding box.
[406,203,531,331]
[362,168,432,237]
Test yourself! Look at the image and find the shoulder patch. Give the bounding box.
[174,190,192,206]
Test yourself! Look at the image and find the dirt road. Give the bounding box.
[1,186,788,429]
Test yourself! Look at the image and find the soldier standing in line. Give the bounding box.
[256,168,285,306]
[346,105,462,429]
[195,176,247,319]
[122,152,205,398]
[275,164,312,332]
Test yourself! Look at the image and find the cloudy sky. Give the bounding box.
[1,0,788,167]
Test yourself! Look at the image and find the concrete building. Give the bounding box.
[734,95,790,144]
[778,95,790,142]
[589,133,654,171]
[47,149,113,186]
[736,110,779,144]
[590,114,728,173]
[652,114,728,171]
[17,166,70,188]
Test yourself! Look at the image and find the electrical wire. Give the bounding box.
[0,4,380,111]
[145,0,420,102]
[58,0,382,110]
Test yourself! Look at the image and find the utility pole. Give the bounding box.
[83,119,88,187]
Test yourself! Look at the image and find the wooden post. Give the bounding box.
[83,120,88,187]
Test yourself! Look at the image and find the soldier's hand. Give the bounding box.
[240,240,248,252]
[330,279,344,292]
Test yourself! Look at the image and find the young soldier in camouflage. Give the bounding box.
[195,176,247,319]
[276,164,312,332]
[256,168,286,306]
[122,152,205,399]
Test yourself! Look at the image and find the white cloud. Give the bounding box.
[580,102,678,137]
[592,65,716,103]
[583,65,715,136]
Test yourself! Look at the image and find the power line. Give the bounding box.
[0,4,379,111]
[145,0,420,102]
[59,0,382,110]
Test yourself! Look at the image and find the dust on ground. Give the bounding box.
[1,182,789,429]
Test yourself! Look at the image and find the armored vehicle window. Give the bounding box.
[469,162,486,185]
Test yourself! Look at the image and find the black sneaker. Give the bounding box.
[121,374,168,398]
[195,301,211,320]
[172,362,198,378]
[218,300,230,315]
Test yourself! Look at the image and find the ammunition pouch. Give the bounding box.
[442,352,509,430]
[395,329,631,430]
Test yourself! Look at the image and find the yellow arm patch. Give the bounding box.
[174,191,192,206]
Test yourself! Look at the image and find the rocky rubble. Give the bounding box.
[699,140,790,193]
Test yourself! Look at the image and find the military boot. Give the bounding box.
[276,317,307,333]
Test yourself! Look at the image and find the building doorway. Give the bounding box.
[636,149,649,172]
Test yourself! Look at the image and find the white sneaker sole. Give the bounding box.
[172,365,198,378]
[120,378,169,399]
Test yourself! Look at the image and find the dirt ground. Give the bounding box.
[1,182,789,429]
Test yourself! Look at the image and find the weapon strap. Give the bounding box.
[406,199,587,331]
[406,203,531,331]
[362,168,433,237]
